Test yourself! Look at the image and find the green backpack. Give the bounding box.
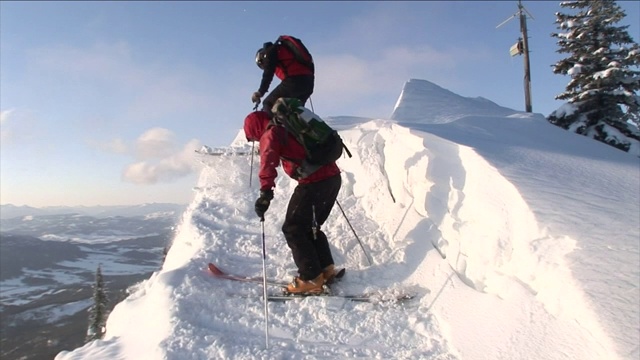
[271,98,351,178]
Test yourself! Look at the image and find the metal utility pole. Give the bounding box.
[519,1,532,113]
[497,0,534,113]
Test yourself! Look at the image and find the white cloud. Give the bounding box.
[89,127,201,185]
[135,127,176,159]
[122,138,201,185]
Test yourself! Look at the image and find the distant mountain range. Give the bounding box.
[0,231,171,360]
[0,205,179,359]
[0,203,187,220]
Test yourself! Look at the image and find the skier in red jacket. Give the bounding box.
[252,36,314,116]
[243,110,340,294]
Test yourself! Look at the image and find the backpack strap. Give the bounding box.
[266,118,291,149]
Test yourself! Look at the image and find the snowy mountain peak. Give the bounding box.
[391,78,519,124]
[55,79,639,360]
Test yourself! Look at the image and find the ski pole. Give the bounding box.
[249,141,255,188]
[336,200,372,266]
[260,219,269,349]
[248,102,259,188]
[311,205,318,240]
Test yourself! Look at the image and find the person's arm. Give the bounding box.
[257,46,278,96]
[258,128,282,191]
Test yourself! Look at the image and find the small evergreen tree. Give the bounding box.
[548,0,640,153]
[86,264,109,342]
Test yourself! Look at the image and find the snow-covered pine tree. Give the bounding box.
[86,264,109,342]
[548,0,640,154]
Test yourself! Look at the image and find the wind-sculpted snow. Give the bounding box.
[390,78,518,124]
[337,121,626,359]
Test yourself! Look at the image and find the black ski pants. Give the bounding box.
[262,75,314,116]
[282,173,341,280]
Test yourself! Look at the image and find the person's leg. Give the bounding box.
[309,174,341,269]
[282,184,321,281]
[261,83,288,116]
[262,75,314,114]
[288,75,314,105]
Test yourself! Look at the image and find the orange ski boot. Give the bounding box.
[285,273,325,294]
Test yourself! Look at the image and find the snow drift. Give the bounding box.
[56,79,639,360]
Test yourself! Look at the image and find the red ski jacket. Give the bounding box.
[243,111,340,191]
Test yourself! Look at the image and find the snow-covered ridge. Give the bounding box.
[56,79,639,360]
[390,78,519,124]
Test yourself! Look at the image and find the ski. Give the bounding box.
[207,262,288,287]
[208,263,413,303]
[267,292,414,303]
[207,263,346,287]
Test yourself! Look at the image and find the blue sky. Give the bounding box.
[1,1,638,207]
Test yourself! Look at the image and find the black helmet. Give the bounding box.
[255,42,273,70]
[255,48,266,69]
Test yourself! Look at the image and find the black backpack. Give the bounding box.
[271,98,351,178]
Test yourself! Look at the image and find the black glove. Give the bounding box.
[251,91,262,104]
[254,189,274,220]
